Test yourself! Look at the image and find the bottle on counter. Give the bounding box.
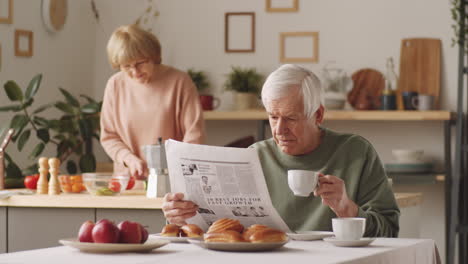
[381,57,398,110]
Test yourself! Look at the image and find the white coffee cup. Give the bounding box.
[287,170,319,197]
[416,94,434,111]
[332,217,366,240]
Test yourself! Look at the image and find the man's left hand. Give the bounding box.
[314,174,358,217]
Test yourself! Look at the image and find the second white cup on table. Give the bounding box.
[332,217,366,241]
[287,170,319,197]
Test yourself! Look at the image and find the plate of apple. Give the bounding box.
[59,219,169,253]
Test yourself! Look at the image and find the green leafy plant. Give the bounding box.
[187,69,210,94]
[224,66,263,94]
[450,0,468,52]
[1,74,102,184]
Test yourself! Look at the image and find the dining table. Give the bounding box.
[0,237,440,264]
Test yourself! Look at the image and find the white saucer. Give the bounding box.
[323,237,375,247]
[287,231,334,241]
[150,234,189,243]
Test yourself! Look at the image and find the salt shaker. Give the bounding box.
[37,157,49,194]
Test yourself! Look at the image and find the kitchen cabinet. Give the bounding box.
[7,208,94,252]
[0,208,5,253]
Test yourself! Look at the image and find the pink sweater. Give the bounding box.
[100,64,205,176]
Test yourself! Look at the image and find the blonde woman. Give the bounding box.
[100,24,205,179]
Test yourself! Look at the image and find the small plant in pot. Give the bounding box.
[224,66,263,111]
[187,69,219,111]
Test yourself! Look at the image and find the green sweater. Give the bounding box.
[251,128,400,237]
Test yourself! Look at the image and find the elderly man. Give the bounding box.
[163,64,399,237]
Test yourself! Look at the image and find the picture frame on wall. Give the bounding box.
[0,0,13,24]
[15,29,34,57]
[266,0,298,13]
[280,32,319,63]
[225,12,255,53]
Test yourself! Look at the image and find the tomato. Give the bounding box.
[108,181,121,193]
[24,174,40,190]
[126,176,136,190]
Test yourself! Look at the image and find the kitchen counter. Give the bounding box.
[0,190,421,209]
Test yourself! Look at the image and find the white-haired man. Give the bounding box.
[162,64,399,237]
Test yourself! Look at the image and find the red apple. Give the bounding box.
[140,224,148,243]
[92,219,120,243]
[117,221,142,244]
[78,220,95,243]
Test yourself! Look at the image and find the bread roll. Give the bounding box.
[242,224,269,241]
[161,224,181,237]
[180,224,204,238]
[207,218,244,234]
[247,228,287,243]
[204,230,246,243]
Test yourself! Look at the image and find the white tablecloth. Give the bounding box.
[0,238,440,264]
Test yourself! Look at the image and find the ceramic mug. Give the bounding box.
[416,94,434,111]
[332,217,366,240]
[199,95,220,111]
[287,170,319,197]
[402,91,418,110]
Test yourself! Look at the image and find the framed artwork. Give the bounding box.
[280,32,319,63]
[225,12,255,53]
[0,0,13,24]
[15,29,34,57]
[266,0,298,13]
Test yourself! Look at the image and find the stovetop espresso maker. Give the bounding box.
[141,138,170,198]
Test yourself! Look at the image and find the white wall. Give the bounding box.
[0,0,96,167]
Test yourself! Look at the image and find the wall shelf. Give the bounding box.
[390,173,445,185]
[204,110,454,121]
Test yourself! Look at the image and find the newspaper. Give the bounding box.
[165,140,291,232]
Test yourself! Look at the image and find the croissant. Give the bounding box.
[204,230,245,243]
[160,224,181,237]
[247,228,287,243]
[242,224,269,241]
[180,224,204,238]
[207,218,244,234]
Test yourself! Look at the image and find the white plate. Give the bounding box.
[187,238,289,252]
[151,233,190,243]
[59,237,169,253]
[323,237,375,247]
[287,231,334,241]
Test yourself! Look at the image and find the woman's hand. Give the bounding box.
[314,174,358,217]
[162,193,199,225]
[124,155,148,180]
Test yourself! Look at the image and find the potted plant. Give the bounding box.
[188,69,219,111]
[224,66,263,110]
[0,74,102,187]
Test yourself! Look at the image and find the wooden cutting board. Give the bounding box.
[398,38,441,109]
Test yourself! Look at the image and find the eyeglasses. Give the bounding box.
[120,59,150,72]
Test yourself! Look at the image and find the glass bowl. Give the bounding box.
[82,173,129,196]
[58,175,86,193]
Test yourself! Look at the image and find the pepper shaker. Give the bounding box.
[48,158,61,195]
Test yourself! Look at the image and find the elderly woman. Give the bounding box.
[162,64,399,237]
[100,24,205,179]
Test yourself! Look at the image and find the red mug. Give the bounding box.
[199,95,220,111]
